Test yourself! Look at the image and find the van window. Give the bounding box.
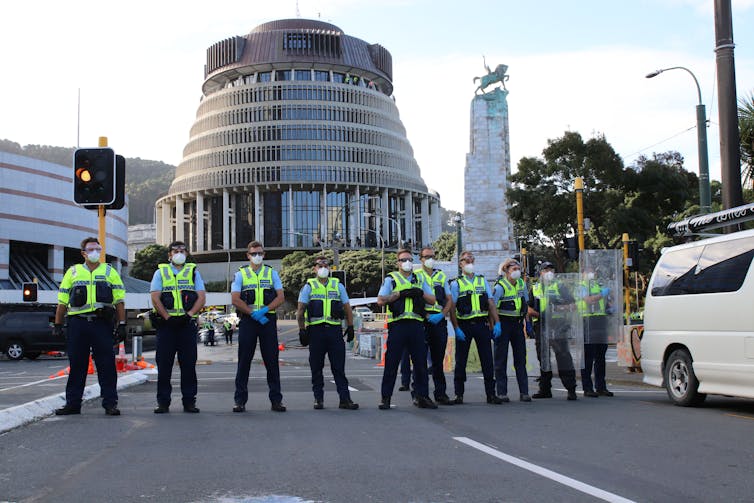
[651,235,754,296]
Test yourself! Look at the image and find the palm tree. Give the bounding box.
[740,91,754,189]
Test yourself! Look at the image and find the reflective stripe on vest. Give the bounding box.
[387,272,424,323]
[240,265,276,314]
[496,277,525,317]
[158,263,196,316]
[577,280,605,317]
[305,277,343,326]
[455,275,488,320]
[532,281,561,321]
[417,268,446,313]
[67,263,115,315]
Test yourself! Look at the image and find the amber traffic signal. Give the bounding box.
[73,148,116,205]
[22,282,38,302]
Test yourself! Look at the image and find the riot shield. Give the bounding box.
[540,273,583,373]
[579,249,624,344]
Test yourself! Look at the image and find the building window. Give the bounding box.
[258,72,271,82]
[275,70,292,81]
[295,69,312,81]
[332,72,345,83]
[314,70,329,82]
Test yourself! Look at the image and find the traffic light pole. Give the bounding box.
[574,177,585,252]
[98,136,108,263]
[623,233,630,323]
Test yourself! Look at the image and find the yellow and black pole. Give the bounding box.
[97,136,107,263]
[622,233,630,323]
[574,177,585,252]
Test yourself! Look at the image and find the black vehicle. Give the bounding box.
[0,311,66,360]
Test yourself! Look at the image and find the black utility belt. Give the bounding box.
[500,315,524,322]
[459,318,488,325]
[71,313,108,321]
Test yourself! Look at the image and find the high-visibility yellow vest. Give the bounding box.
[495,277,526,317]
[58,263,124,315]
[240,265,277,314]
[386,272,424,323]
[577,281,605,317]
[157,263,197,317]
[532,281,561,322]
[455,274,489,321]
[305,277,344,327]
[416,268,447,313]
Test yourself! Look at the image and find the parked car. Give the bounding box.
[353,306,375,322]
[0,311,66,360]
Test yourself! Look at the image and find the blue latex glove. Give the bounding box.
[492,321,502,339]
[454,327,466,342]
[525,319,535,338]
[258,315,269,325]
[601,287,610,297]
[251,306,269,321]
[428,312,445,325]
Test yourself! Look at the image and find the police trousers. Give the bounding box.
[381,320,429,398]
[308,323,351,402]
[494,316,529,396]
[454,318,495,397]
[155,318,198,406]
[65,316,117,409]
[400,319,448,399]
[234,315,282,405]
[534,322,576,391]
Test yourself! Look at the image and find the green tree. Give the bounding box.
[129,244,169,281]
[740,91,754,189]
[432,232,456,261]
[339,249,394,297]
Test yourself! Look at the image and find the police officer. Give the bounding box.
[296,256,359,410]
[450,251,504,405]
[377,248,437,410]
[492,258,531,402]
[53,237,125,416]
[223,319,233,345]
[579,266,613,397]
[231,241,287,413]
[415,246,454,405]
[529,262,578,400]
[150,241,206,413]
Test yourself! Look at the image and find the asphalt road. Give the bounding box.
[1,321,753,502]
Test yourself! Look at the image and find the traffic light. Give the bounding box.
[331,270,347,289]
[627,240,640,271]
[22,282,37,302]
[73,148,116,205]
[564,236,579,261]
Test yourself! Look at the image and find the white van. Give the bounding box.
[642,228,754,405]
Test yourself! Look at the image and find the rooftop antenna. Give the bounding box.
[77,88,81,148]
[296,0,300,17]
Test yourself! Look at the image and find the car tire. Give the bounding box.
[5,340,25,361]
[25,352,41,360]
[664,349,706,407]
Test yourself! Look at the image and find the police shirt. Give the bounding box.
[150,264,206,292]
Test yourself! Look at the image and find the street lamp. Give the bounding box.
[646,66,711,213]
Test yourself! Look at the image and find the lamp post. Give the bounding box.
[646,66,712,213]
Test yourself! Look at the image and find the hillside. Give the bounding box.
[0,139,174,225]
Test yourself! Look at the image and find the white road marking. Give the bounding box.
[552,387,665,394]
[329,380,358,391]
[453,436,637,503]
[0,375,66,392]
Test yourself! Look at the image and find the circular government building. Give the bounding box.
[155,18,442,270]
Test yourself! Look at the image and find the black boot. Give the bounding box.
[415,396,438,409]
[378,396,392,410]
[567,389,578,400]
[55,404,81,415]
[532,389,552,399]
[486,394,504,404]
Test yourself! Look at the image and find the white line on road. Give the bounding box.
[329,380,358,391]
[0,375,65,392]
[552,387,665,394]
[453,436,636,503]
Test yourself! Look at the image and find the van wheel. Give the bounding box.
[664,349,706,406]
[5,341,25,360]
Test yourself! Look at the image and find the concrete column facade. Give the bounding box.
[229,191,237,249]
[0,238,9,281]
[430,199,442,244]
[403,193,413,247]
[48,245,64,282]
[161,201,172,246]
[254,186,263,243]
[420,196,430,246]
[288,186,295,247]
[175,196,185,242]
[381,188,389,246]
[320,187,328,245]
[196,192,205,252]
[222,189,230,250]
[349,187,359,248]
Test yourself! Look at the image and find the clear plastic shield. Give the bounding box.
[541,273,583,373]
[579,249,624,344]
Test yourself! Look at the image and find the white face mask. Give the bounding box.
[317,267,329,278]
[463,263,474,275]
[423,258,435,269]
[171,253,186,265]
[542,271,555,282]
[401,261,413,272]
[85,251,100,263]
[586,272,595,280]
[509,270,521,280]
[250,254,263,265]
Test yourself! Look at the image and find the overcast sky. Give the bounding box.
[2,0,753,212]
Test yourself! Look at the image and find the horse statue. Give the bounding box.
[473,62,509,94]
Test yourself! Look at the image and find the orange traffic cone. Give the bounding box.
[115,342,128,372]
[87,354,95,375]
[278,343,285,351]
[49,367,70,379]
[376,332,387,367]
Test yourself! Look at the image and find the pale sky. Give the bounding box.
[2,0,753,212]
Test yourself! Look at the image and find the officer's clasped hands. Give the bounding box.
[251,306,269,324]
[454,326,466,342]
[428,312,444,325]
